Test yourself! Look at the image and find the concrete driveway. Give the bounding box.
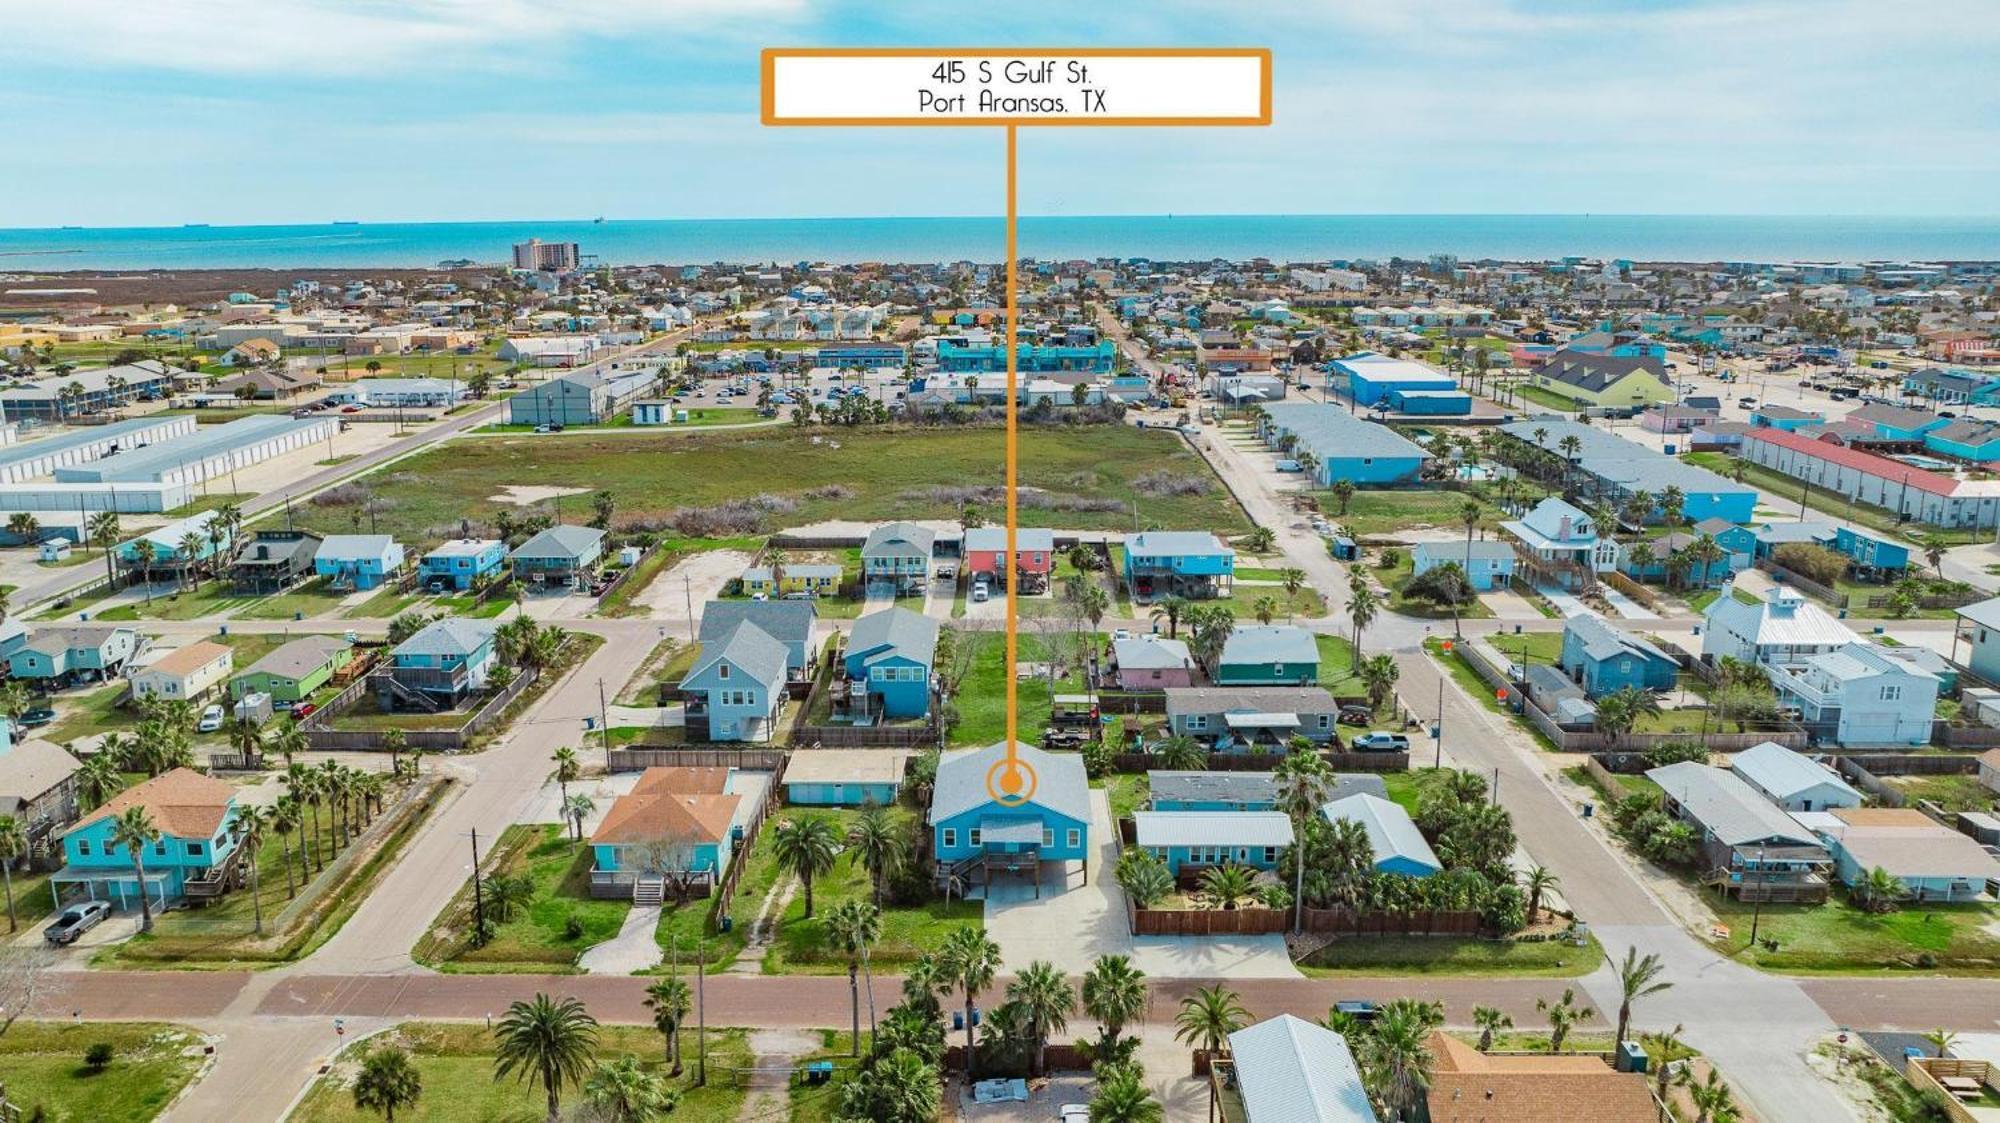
[983,790,1300,979]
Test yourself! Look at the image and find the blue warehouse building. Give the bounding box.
[1257,402,1429,486]
[1331,351,1458,406]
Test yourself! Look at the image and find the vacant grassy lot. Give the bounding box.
[1299,932,1603,977]
[330,426,1245,547]
[0,1022,206,1121]
[951,629,1088,747]
[1329,490,1508,539]
[1706,895,2000,974]
[414,823,631,972]
[292,1022,752,1123]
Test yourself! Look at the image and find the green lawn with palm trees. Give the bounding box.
[412,823,632,973]
[0,1022,208,1121]
[1297,931,1604,977]
[291,1021,753,1123]
[1702,895,2000,975]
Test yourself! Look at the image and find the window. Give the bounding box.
[1188,715,1207,730]
[719,664,730,680]
[1263,846,1278,864]
[941,828,957,849]
[968,829,982,847]
[154,842,168,857]
[188,842,205,857]
[77,839,91,857]
[1066,829,1081,849]
[1272,663,1284,675]
[1880,685,1902,701]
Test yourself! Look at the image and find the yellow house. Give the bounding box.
[0,325,60,353]
[1532,350,1673,410]
[741,563,842,597]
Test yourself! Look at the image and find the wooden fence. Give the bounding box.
[592,542,654,604]
[1109,751,1408,773]
[1906,1057,1997,1123]
[1934,722,2000,749]
[943,1043,1088,1076]
[1126,897,1485,937]
[788,722,939,748]
[608,747,788,773]
[1754,559,1845,609]
[710,752,790,928]
[303,664,542,752]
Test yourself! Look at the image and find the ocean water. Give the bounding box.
[1,214,1996,271]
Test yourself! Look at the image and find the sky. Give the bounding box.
[0,0,1995,226]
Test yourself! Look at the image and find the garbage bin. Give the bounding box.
[1581,802,1594,819]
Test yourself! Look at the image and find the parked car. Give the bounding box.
[1350,732,1410,752]
[290,701,319,721]
[45,901,112,946]
[18,707,54,728]
[1059,1105,1090,1123]
[197,704,225,732]
[971,579,990,604]
[1332,999,1379,1023]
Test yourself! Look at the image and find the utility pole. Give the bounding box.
[597,677,612,767]
[1434,674,1444,769]
[468,828,485,945]
[1749,845,1768,947]
[684,576,696,642]
[696,933,707,1086]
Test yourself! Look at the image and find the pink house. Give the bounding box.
[1112,634,1197,690]
[964,527,1056,590]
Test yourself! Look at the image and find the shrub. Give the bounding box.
[1644,741,1708,768]
[562,913,585,941]
[1132,470,1211,498]
[1773,542,1848,587]
[84,1042,114,1070]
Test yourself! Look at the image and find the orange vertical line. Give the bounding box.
[1004,124,1020,756]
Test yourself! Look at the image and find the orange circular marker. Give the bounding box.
[986,754,1039,808]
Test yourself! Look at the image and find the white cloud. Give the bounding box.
[0,0,806,75]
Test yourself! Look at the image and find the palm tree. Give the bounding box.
[236,803,270,934]
[1922,1028,1959,1058]
[492,993,600,1123]
[1472,1005,1512,1052]
[1348,583,1378,669]
[1689,1067,1738,1123]
[1329,478,1357,515]
[0,815,24,932]
[643,977,692,1074]
[769,815,841,918]
[285,763,324,871]
[1274,747,1333,932]
[822,899,882,1056]
[226,716,265,766]
[1522,865,1559,925]
[1359,1000,1435,1122]
[271,797,302,897]
[352,1044,423,1121]
[845,805,902,907]
[1460,499,1482,567]
[1196,864,1257,911]
[1592,686,1661,744]
[1612,947,1672,1046]
[1089,1065,1163,1123]
[271,721,307,768]
[1358,654,1399,714]
[549,746,581,808]
[111,806,162,932]
[78,748,125,809]
[1251,595,1280,625]
[1081,954,1147,1055]
[939,925,1002,1082]
[1155,733,1206,771]
[1278,567,1306,617]
[561,794,594,842]
[1650,1023,1688,1104]
[1536,987,1594,1053]
[1173,984,1248,1057]
[582,1055,674,1121]
[1006,959,1075,1077]
[1149,595,1190,639]
[1852,865,1905,914]
[90,509,122,587]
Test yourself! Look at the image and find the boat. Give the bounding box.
[331,220,360,226]
[183,223,211,228]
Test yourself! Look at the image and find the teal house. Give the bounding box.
[1559,613,1679,696]
[378,617,498,710]
[421,538,507,591]
[1925,419,2000,463]
[780,751,903,807]
[929,742,1091,884]
[861,522,934,596]
[1214,625,1319,686]
[314,534,406,591]
[510,524,606,589]
[117,510,231,584]
[843,607,937,720]
[1132,810,1292,876]
[588,767,745,899]
[1321,792,1441,878]
[51,768,243,911]
[1123,531,1234,601]
[10,626,141,686]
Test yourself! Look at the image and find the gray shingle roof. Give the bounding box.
[928,741,1090,825]
[394,617,499,658]
[240,636,349,680]
[847,606,938,667]
[1645,761,1824,849]
[699,600,816,650]
[316,534,398,558]
[1564,612,1674,667]
[1537,349,1666,392]
[688,620,789,688]
[1220,626,1319,667]
[511,524,606,562]
[1165,686,1340,716]
[862,521,934,557]
[1148,770,1384,807]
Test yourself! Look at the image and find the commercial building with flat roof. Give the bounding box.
[0,415,196,484]
[55,414,337,487]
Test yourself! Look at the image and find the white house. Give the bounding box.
[130,641,235,703]
[1700,583,1858,667]
[1730,742,1863,812]
[1763,642,1940,748]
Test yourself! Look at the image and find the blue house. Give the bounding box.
[589,767,745,898]
[378,617,499,710]
[929,741,1091,883]
[1321,793,1440,878]
[780,751,903,807]
[1753,520,1836,561]
[1501,496,1617,591]
[1619,532,1732,587]
[421,539,507,591]
[682,620,789,743]
[1214,625,1319,687]
[842,607,938,720]
[1849,403,1947,442]
[1827,526,1911,578]
[700,600,817,681]
[1384,388,1473,415]
[1694,518,1758,570]
[1412,540,1516,592]
[314,535,406,591]
[861,522,935,596]
[1559,613,1679,696]
[117,510,231,584]
[1123,531,1235,601]
[9,626,141,686]
[1749,405,1824,431]
[1925,419,2000,463]
[511,525,606,589]
[1132,811,1292,876]
[51,768,242,912]
[1257,402,1428,486]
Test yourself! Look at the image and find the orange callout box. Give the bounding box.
[763,47,1271,127]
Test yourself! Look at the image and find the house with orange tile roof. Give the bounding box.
[1425,1031,1660,1123]
[51,767,243,912]
[588,766,756,902]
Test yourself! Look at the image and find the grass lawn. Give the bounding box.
[232,577,350,621]
[413,824,631,972]
[1314,633,1366,698]
[0,1022,206,1121]
[1223,585,1328,621]
[162,492,257,519]
[1511,384,1585,413]
[328,426,1247,548]
[787,1029,869,1123]
[93,582,261,622]
[292,1022,752,1123]
[345,586,423,618]
[1704,895,2000,974]
[1378,551,1495,620]
[949,630,1086,747]
[757,807,983,975]
[1323,490,1508,539]
[329,691,479,732]
[46,680,132,742]
[1299,931,1604,978]
[1426,638,1556,750]
[96,777,448,968]
[1100,772,1149,821]
[1483,630,1563,672]
[1885,773,1997,812]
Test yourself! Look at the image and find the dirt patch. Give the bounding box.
[631,548,754,615]
[487,484,590,507]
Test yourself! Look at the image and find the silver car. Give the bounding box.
[45,901,112,945]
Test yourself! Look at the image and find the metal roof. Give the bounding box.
[1321,793,1441,871]
[1133,810,1293,849]
[1126,530,1231,557]
[929,741,1090,825]
[1500,418,1752,501]
[1113,635,1192,671]
[1226,1015,1379,1123]
[1563,612,1674,667]
[511,524,606,561]
[393,616,499,658]
[687,620,789,689]
[1258,401,1429,463]
[1645,762,1824,849]
[862,521,935,556]
[1732,742,1861,804]
[1703,584,1859,650]
[1220,626,1319,667]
